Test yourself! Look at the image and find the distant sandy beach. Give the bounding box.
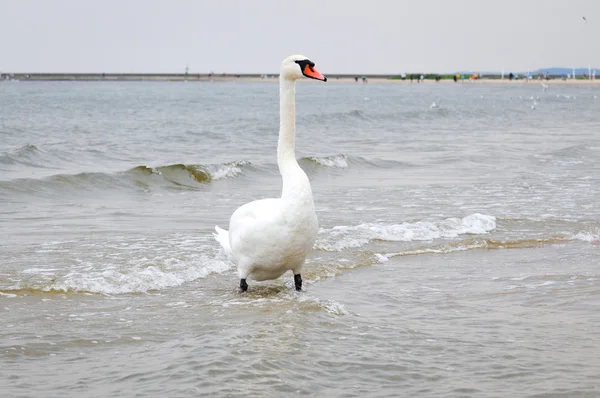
[325,77,600,85]
[2,73,600,85]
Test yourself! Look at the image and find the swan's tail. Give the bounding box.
[214,225,231,256]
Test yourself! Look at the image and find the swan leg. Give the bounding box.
[294,274,302,291]
[240,279,248,292]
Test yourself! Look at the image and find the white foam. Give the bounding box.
[309,154,349,168]
[48,255,231,294]
[570,231,599,243]
[374,253,389,262]
[5,234,238,295]
[205,161,248,180]
[315,213,496,251]
[551,228,600,243]
[323,300,349,315]
[22,267,59,274]
[297,295,350,315]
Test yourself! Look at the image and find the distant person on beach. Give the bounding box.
[460,74,464,83]
[401,73,406,81]
[509,72,514,81]
[420,74,424,83]
[362,76,367,83]
[453,74,457,83]
[355,76,358,82]
[410,75,414,83]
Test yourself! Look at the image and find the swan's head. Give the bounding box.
[280,55,327,82]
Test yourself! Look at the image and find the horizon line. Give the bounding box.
[2,67,596,77]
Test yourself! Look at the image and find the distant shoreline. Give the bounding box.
[1,73,600,85]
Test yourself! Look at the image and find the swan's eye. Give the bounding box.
[295,59,314,69]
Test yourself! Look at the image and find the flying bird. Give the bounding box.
[583,16,587,21]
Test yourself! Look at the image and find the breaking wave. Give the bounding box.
[315,213,497,251]
[371,231,600,262]
[299,153,411,170]
[2,236,234,295]
[0,160,250,194]
[128,161,248,184]
[301,154,349,168]
[1,153,416,196]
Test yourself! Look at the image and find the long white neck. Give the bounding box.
[277,76,311,200]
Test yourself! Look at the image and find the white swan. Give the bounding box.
[214,55,327,292]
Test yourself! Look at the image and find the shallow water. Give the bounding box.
[1,80,599,397]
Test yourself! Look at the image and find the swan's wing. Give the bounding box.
[229,198,281,236]
[228,198,283,256]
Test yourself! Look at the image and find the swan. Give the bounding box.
[214,55,327,292]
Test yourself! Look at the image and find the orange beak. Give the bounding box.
[303,64,327,82]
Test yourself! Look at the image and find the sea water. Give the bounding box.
[1,80,599,397]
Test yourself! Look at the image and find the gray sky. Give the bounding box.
[1,0,599,74]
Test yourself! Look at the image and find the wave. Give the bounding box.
[302,109,372,124]
[558,229,600,243]
[383,237,548,259]
[0,144,54,168]
[550,144,598,158]
[0,160,250,194]
[2,242,233,295]
[301,154,350,168]
[128,161,248,184]
[1,153,415,195]
[0,144,39,159]
[367,224,600,262]
[316,213,600,254]
[299,153,412,170]
[4,220,596,296]
[48,257,232,294]
[374,232,599,261]
[315,213,497,251]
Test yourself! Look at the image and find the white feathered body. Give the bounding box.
[225,190,318,281]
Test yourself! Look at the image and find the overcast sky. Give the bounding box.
[1,0,598,74]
